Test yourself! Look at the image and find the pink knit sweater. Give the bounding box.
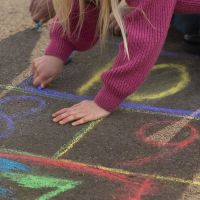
[45,0,200,112]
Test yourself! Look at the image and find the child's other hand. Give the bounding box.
[32,55,64,88]
[52,100,110,126]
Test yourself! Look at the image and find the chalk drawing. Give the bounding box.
[148,109,200,143]
[0,158,30,199]
[0,84,199,120]
[76,63,190,101]
[0,58,196,199]
[0,157,81,200]
[0,187,15,200]
[113,177,156,200]
[121,120,199,167]
[0,158,30,172]
[1,149,200,186]
[128,64,190,101]
[0,158,155,200]
[0,111,14,139]
[1,172,81,200]
[53,119,103,159]
[77,61,113,95]
[0,95,46,139]
[0,95,46,119]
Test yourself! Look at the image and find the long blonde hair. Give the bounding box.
[52,0,129,58]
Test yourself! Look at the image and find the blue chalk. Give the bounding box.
[38,86,44,90]
[64,52,75,65]
[0,158,30,172]
[35,21,41,29]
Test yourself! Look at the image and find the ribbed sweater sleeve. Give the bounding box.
[95,0,200,112]
[175,0,200,13]
[45,2,99,62]
[45,17,74,62]
[94,0,177,111]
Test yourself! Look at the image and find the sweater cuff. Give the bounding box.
[94,86,124,112]
[45,39,74,62]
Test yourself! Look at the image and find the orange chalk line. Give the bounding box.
[52,119,103,159]
[1,148,200,186]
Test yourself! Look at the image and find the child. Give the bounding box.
[32,0,200,126]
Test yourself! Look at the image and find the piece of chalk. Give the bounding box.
[38,86,44,90]
[35,21,41,29]
[35,21,43,32]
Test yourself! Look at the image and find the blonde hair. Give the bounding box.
[52,0,129,58]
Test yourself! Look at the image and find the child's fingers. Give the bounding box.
[52,108,71,117]
[70,102,85,109]
[33,76,42,87]
[32,57,42,71]
[33,72,46,86]
[41,76,55,88]
[58,113,86,125]
[53,110,83,123]
[52,112,70,123]
[72,115,96,126]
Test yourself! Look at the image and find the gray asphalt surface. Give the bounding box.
[0,1,200,200]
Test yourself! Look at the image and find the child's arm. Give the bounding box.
[32,2,99,88]
[94,0,178,112]
[45,3,99,62]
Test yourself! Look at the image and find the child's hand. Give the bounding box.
[52,100,110,126]
[32,55,64,88]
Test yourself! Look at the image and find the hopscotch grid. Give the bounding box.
[52,119,103,159]
[1,83,200,161]
[0,27,199,198]
[0,84,199,120]
[0,78,199,165]
[0,55,199,198]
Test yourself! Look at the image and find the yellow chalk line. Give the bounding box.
[0,66,32,98]
[1,83,199,121]
[141,109,200,199]
[0,58,198,189]
[77,63,190,102]
[96,165,200,186]
[1,148,200,186]
[179,169,200,200]
[52,119,103,159]
[76,61,112,95]
[128,64,190,101]
[123,108,200,121]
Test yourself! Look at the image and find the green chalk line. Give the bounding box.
[53,119,103,159]
[1,172,81,200]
